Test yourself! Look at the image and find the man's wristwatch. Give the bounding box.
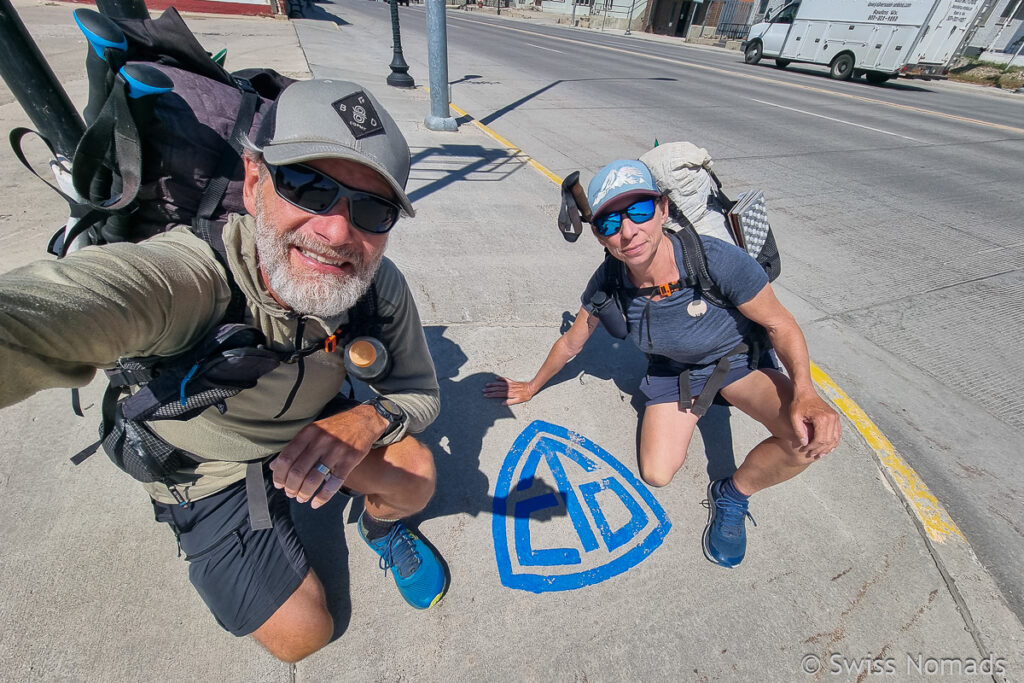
[364,396,407,442]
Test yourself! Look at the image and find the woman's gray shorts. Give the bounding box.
[640,350,778,408]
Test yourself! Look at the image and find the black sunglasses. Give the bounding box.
[265,163,401,234]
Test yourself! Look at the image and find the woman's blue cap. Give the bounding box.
[587,159,661,218]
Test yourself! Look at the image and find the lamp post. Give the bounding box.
[386,0,415,88]
[624,0,637,34]
[424,0,457,130]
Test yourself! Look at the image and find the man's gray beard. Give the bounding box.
[252,198,383,318]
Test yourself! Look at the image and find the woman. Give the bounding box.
[484,159,841,568]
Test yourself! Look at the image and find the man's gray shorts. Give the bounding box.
[152,468,309,637]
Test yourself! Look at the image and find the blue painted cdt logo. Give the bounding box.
[492,420,671,593]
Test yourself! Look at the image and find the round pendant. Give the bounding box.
[687,299,708,318]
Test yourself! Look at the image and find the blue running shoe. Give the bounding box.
[358,512,447,609]
[702,479,756,568]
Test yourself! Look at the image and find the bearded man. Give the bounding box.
[0,80,444,662]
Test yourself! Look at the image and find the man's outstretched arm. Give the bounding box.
[0,230,231,408]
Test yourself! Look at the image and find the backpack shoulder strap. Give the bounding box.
[191,220,248,324]
[599,248,633,325]
[344,277,393,342]
[670,228,730,309]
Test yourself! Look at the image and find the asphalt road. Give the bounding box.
[332,0,1024,620]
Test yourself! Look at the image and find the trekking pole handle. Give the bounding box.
[562,171,592,223]
[73,9,127,59]
[119,64,174,100]
[74,9,126,125]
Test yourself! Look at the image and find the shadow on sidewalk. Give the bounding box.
[289,0,351,25]
[288,322,738,635]
[408,144,524,203]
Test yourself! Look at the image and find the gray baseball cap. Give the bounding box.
[253,79,415,217]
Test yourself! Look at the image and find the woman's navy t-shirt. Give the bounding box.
[581,234,768,368]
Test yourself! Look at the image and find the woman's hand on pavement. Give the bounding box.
[483,376,536,406]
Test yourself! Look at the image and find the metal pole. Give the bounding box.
[0,0,85,158]
[94,0,149,20]
[988,0,1022,52]
[624,0,637,34]
[1004,34,1024,71]
[570,0,578,26]
[424,0,457,130]
[600,0,609,30]
[685,2,698,40]
[386,0,415,88]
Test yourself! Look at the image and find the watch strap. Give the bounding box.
[364,396,406,446]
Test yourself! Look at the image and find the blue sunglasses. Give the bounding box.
[592,198,657,237]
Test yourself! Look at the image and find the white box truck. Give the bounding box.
[741,0,988,83]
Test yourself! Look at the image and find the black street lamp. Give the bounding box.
[386,0,415,88]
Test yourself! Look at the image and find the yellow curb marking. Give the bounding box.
[444,95,967,544]
[810,362,964,543]
[449,101,564,185]
[448,18,1024,136]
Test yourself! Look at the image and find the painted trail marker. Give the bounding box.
[492,420,671,593]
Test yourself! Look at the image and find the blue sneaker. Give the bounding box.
[358,513,447,609]
[702,479,756,568]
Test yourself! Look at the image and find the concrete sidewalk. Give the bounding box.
[0,0,1021,680]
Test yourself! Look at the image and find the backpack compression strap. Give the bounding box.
[71,79,143,214]
[193,77,260,231]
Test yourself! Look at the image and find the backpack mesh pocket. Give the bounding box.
[101,412,197,484]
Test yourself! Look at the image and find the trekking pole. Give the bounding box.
[557,171,591,243]
[73,9,128,231]
[100,64,173,243]
[74,8,128,125]
[0,0,85,158]
[95,0,149,20]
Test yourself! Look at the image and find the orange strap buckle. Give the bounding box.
[324,334,338,354]
[656,283,674,297]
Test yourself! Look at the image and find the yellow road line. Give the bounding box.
[446,95,965,542]
[453,19,1024,136]
[810,362,964,543]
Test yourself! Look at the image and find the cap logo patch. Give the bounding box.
[593,166,645,205]
[332,92,384,139]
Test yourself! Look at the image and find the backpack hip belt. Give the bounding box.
[666,336,766,418]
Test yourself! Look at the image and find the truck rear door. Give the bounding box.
[907,0,985,67]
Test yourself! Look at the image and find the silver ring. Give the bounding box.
[314,463,331,477]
